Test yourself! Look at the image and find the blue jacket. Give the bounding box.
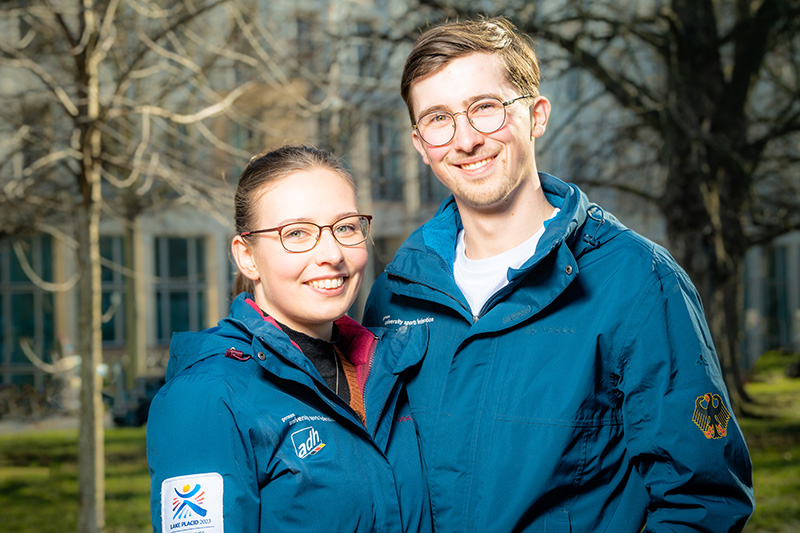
[364,174,754,532]
[147,294,431,533]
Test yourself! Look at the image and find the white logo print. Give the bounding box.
[291,426,326,458]
[382,314,434,326]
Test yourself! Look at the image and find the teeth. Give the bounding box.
[461,158,491,171]
[309,277,344,290]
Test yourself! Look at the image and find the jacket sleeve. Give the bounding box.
[617,266,755,532]
[146,371,260,532]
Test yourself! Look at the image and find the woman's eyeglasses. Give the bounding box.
[241,215,372,253]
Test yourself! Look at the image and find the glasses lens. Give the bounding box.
[417,112,455,146]
[468,98,506,133]
[280,223,320,252]
[333,215,370,246]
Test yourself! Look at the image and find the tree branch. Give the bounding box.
[0,45,80,116]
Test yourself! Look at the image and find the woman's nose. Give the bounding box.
[313,228,345,264]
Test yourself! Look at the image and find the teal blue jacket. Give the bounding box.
[364,173,754,532]
[147,294,431,532]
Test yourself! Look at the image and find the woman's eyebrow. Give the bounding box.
[272,212,360,226]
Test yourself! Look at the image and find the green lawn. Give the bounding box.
[0,352,798,532]
[0,426,151,532]
[740,350,800,532]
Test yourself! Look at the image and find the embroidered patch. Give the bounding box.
[692,393,730,439]
[161,472,223,532]
[291,426,326,458]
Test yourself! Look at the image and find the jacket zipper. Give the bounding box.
[362,333,400,439]
[265,341,374,437]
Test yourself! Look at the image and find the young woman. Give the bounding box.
[147,145,430,532]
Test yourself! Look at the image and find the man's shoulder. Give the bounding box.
[578,219,687,284]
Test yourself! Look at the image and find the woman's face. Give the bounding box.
[235,168,367,340]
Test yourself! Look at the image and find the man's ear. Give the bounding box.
[412,130,431,165]
[531,96,551,138]
[231,235,260,282]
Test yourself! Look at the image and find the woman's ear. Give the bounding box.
[231,235,260,282]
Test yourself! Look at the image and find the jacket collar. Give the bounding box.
[165,293,425,383]
[389,173,624,277]
[387,174,579,277]
[383,174,626,323]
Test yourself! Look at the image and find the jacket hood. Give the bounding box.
[164,295,270,381]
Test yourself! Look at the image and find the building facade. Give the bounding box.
[0,1,796,418]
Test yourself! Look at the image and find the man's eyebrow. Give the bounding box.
[416,93,502,120]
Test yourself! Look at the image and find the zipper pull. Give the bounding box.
[225,347,251,361]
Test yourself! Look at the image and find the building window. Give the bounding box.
[0,234,55,386]
[370,116,403,201]
[296,14,322,73]
[355,21,375,78]
[17,12,31,42]
[419,159,449,205]
[232,122,256,153]
[764,245,791,349]
[100,236,126,347]
[566,66,582,102]
[154,237,206,345]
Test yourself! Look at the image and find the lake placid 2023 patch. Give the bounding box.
[161,472,223,532]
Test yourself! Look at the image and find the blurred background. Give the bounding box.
[0,0,798,531]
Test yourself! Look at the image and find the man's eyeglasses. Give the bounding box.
[414,95,533,147]
[241,215,372,253]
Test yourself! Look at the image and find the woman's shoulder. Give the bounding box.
[160,355,235,394]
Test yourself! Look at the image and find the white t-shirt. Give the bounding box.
[454,208,559,317]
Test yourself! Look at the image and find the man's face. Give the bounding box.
[410,52,547,212]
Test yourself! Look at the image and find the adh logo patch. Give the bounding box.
[291,426,326,458]
[161,472,223,532]
[692,393,730,439]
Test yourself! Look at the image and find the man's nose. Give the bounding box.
[452,113,485,152]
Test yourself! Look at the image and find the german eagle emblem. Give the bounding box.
[692,393,730,439]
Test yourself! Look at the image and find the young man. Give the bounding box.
[363,17,754,532]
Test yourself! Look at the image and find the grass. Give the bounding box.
[0,352,798,532]
[0,426,150,532]
[740,350,800,532]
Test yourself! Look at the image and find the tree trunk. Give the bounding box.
[123,223,141,390]
[77,4,106,528]
[662,165,752,412]
[659,0,754,408]
[76,177,105,532]
[707,261,752,408]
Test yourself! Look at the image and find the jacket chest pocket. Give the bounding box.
[489,336,614,425]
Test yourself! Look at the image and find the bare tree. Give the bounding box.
[413,0,800,409]
[0,1,261,530]
[1,1,424,528]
